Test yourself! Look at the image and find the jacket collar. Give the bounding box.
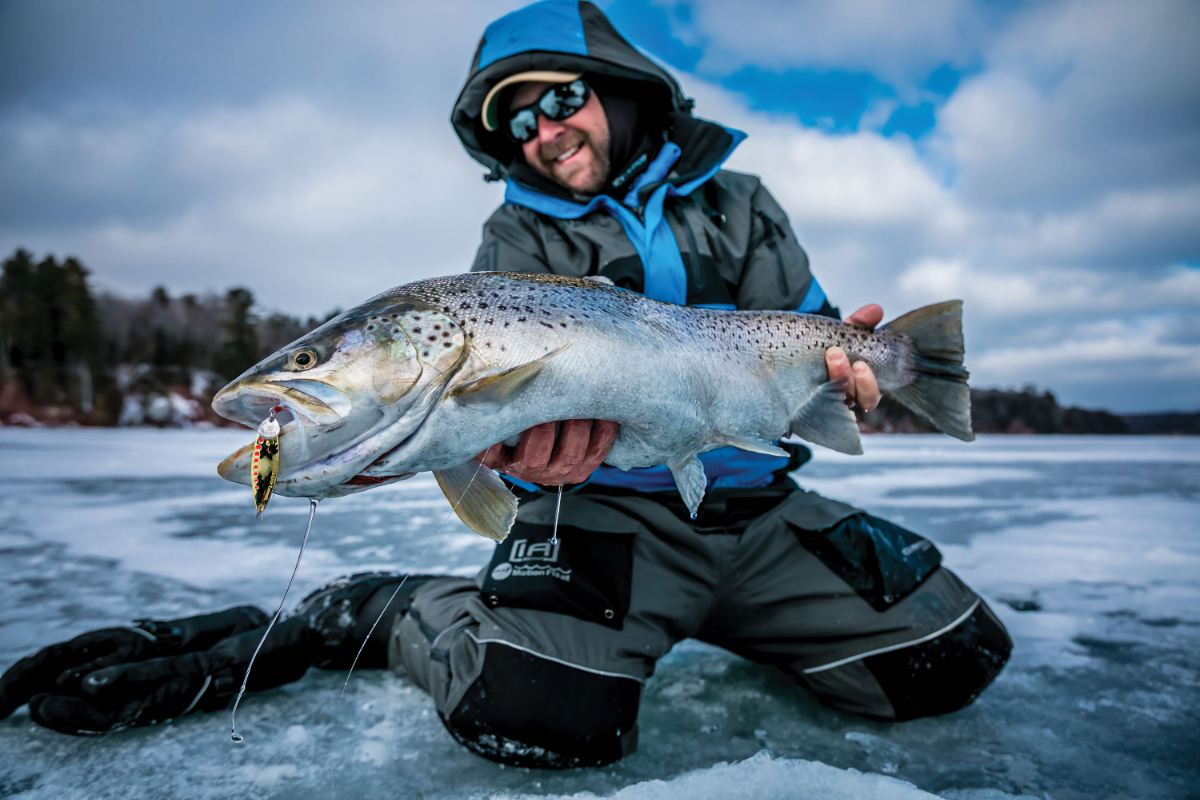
[506,114,745,216]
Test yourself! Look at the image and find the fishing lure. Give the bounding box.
[251,406,283,517]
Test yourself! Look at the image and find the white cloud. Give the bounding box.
[673,0,994,89]
[0,98,506,315]
[670,0,1200,411]
[937,0,1200,210]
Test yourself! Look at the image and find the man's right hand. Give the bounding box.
[478,419,619,486]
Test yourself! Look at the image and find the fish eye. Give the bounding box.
[289,348,319,370]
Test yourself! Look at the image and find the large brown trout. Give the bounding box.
[214,273,972,541]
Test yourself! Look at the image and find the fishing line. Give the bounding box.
[551,484,563,545]
[340,457,486,694]
[230,497,319,743]
[327,457,488,796]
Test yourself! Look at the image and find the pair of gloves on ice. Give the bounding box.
[0,607,313,734]
[0,572,431,735]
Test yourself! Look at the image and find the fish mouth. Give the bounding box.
[344,473,413,486]
[215,365,451,497]
[212,378,352,428]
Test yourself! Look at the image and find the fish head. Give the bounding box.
[214,295,466,496]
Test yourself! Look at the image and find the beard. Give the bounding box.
[534,128,611,195]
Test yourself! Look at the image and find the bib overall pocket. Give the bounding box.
[480,496,638,630]
[782,491,943,612]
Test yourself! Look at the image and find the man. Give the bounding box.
[0,0,1011,769]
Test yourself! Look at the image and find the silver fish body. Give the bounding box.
[214,273,972,539]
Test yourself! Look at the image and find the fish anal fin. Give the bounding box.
[449,343,572,405]
[709,432,787,458]
[433,460,519,542]
[789,380,864,455]
[668,456,707,519]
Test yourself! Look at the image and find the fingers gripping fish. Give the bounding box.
[213,273,974,542]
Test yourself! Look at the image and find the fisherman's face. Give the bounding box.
[511,81,611,195]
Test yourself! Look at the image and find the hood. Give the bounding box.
[452,0,694,182]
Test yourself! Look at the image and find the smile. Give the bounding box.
[554,145,581,163]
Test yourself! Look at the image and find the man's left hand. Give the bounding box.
[825,304,882,411]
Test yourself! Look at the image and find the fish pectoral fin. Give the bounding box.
[668,456,707,519]
[709,432,788,457]
[448,343,573,405]
[788,379,864,455]
[433,459,519,542]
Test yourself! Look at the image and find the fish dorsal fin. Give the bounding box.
[789,379,863,455]
[709,433,788,458]
[433,459,519,542]
[668,456,708,519]
[448,344,572,405]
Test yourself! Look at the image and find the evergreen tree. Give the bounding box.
[213,287,259,380]
[0,250,103,414]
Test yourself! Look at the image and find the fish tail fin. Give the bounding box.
[881,300,975,442]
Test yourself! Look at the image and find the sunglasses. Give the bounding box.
[505,79,591,144]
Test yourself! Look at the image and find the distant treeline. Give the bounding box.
[0,249,334,425]
[3,248,1196,432]
[860,388,1199,436]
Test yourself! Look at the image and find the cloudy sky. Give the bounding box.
[2,0,1198,413]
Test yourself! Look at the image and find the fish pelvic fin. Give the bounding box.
[448,343,573,405]
[881,300,975,442]
[434,459,519,542]
[668,456,707,519]
[789,379,864,455]
[708,433,788,458]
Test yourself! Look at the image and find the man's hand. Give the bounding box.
[478,419,619,486]
[825,304,883,412]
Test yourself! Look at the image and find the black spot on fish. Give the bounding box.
[560,322,567,328]
[413,327,422,333]
[539,321,554,329]
[423,351,429,357]
[443,342,451,348]
[518,317,527,322]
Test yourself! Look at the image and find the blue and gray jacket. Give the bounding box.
[453,0,841,494]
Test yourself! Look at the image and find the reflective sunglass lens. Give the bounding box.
[505,80,590,143]
[509,109,538,142]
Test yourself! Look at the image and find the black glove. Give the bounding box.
[26,616,318,735]
[0,606,268,725]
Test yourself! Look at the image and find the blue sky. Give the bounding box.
[1,0,1198,412]
[605,0,964,138]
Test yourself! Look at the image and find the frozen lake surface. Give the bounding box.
[0,429,1197,799]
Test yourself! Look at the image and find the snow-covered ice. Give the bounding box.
[0,429,1196,799]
